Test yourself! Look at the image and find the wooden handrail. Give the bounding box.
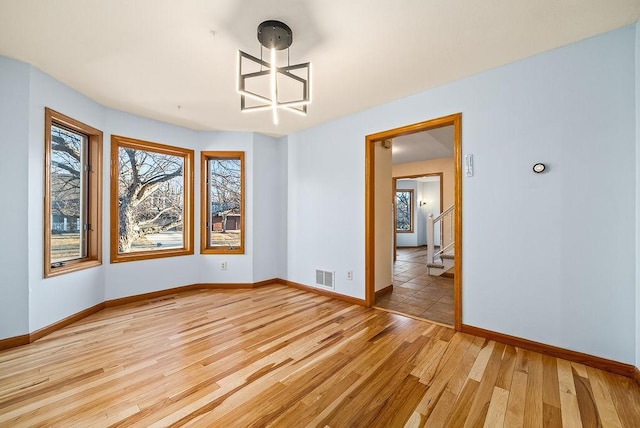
[432,204,454,223]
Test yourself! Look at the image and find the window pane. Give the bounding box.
[50,125,87,263]
[208,157,241,249]
[396,190,412,231]
[117,147,184,254]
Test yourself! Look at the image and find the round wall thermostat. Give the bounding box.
[532,163,546,173]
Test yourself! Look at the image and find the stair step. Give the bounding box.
[429,251,454,276]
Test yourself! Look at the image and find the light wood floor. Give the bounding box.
[0,285,638,427]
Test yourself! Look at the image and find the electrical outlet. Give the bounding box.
[220,261,227,270]
[347,270,353,280]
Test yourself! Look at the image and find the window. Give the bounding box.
[201,152,244,254]
[44,108,103,277]
[396,189,413,233]
[110,135,194,263]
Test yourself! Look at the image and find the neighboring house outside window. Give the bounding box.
[44,108,103,278]
[201,151,245,254]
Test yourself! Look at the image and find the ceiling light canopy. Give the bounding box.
[237,20,311,125]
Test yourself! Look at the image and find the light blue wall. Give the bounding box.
[286,25,637,363]
[27,67,107,332]
[104,109,202,301]
[0,57,283,334]
[286,122,366,297]
[196,131,256,285]
[0,56,30,338]
[0,23,638,368]
[277,136,288,279]
[636,21,640,370]
[252,133,284,282]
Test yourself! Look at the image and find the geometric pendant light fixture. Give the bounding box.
[237,20,311,124]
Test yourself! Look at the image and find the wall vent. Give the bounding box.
[315,269,335,289]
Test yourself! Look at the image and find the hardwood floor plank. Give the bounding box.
[412,333,475,420]
[543,402,563,428]
[523,351,544,427]
[0,359,157,424]
[211,322,402,426]
[504,369,528,427]
[468,340,496,382]
[483,386,509,428]
[320,336,428,427]
[586,366,623,428]
[558,358,577,395]
[571,362,590,378]
[423,390,457,428]
[560,390,584,428]
[0,286,638,427]
[542,354,561,408]
[464,342,505,427]
[446,336,486,396]
[495,344,517,391]
[600,371,640,428]
[270,315,416,426]
[574,369,602,427]
[444,378,480,426]
[370,374,429,427]
[309,346,416,426]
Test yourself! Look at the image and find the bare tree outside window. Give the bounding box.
[201,152,244,254]
[117,147,183,253]
[111,135,194,263]
[396,189,413,233]
[50,125,87,262]
[44,107,102,278]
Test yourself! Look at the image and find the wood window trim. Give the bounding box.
[110,135,194,263]
[392,173,443,261]
[44,108,103,278]
[200,151,245,255]
[395,188,414,233]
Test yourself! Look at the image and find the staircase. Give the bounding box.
[427,205,455,276]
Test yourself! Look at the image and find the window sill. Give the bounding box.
[44,259,102,279]
[110,248,194,264]
[201,247,245,255]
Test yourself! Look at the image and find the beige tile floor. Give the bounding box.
[374,246,454,325]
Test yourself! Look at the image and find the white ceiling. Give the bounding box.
[392,126,454,165]
[0,1,638,137]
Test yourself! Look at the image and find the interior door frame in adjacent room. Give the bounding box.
[365,113,462,330]
[393,173,444,262]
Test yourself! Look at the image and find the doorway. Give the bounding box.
[365,113,462,330]
[377,172,453,325]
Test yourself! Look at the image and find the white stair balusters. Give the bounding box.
[427,204,455,275]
